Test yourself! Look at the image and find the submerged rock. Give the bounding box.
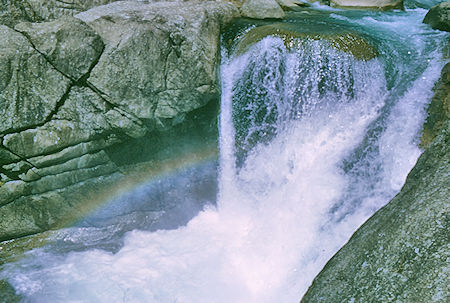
[423,1,450,32]
[330,0,404,10]
[76,1,238,128]
[240,0,286,19]
[301,65,450,303]
[234,23,379,60]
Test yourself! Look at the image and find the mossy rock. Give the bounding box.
[234,23,379,60]
[0,232,51,302]
[423,1,450,32]
[0,280,21,303]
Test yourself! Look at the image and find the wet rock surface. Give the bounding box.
[423,1,450,32]
[0,279,20,303]
[301,64,450,302]
[421,62,450,147]
[330,0,404,10]
[233,22,379,60]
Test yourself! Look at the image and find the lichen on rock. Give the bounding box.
[76,1,239,127]
[0,0,120,26]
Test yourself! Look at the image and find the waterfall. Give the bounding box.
[1,5,447,303]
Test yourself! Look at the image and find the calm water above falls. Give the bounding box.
[1,2,448,302]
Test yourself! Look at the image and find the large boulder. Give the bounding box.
[330,0,404,10]
[423,1,450,32]
[240,0,286,19]
[76,1,239,128]
[0,1,239,241]
[301,65,450,302]
[275,0,309,11]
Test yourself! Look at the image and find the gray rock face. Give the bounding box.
[301,66,450,302]
[275,0,308,10]
[0,1,239,241]
[330,0,404,10]
[0,0,120,26]
[423,1,450,32]
[240,0,286,19]
[15,16,104,81]
[76,1,238,128]
[0,25,71,134]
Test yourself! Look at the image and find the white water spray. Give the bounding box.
[1,11,446,303]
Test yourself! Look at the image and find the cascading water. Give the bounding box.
[1,2,448,302]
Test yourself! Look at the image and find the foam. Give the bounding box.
[1,16,445,303]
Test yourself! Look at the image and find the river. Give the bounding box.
[1,1,447,302]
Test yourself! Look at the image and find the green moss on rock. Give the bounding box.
[234,23,379,60]
[0,279,21,303]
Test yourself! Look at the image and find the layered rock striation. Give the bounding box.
[0,0,239,241]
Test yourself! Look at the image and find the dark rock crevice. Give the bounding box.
[0,162,119,209]
[0,171,123,242]
[13,28,76,82]
[0,0,239,244]
[45,83,75,126]
[0,143,42,178]
[4,127,118,160]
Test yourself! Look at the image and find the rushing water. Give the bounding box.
[1,2,448,302]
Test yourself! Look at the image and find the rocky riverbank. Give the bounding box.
[301,91,449,302]
[0,0,448,302]
[301,7,450,300]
